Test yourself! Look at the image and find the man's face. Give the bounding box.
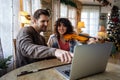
[34,14,49,32]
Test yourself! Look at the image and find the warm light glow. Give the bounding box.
[77,21,85,28]
[77,21,85,33]
[20,11,29,16]
[20,11,30,24]
[20,16,30,24]
[99,26,106,32]
[97,26,107,39]
[98,32,107,39]
[20,11,31,27]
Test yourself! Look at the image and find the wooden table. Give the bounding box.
[0,59,120,80]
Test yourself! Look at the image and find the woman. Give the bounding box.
[47,18,78,52]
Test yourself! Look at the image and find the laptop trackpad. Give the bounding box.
[55,64,71,79]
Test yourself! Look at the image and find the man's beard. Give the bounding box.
[41,26,47,32]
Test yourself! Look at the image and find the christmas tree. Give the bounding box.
[107,5,120,51]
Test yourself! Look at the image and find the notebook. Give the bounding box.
[55,42,113,80]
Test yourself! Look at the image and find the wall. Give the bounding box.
[99,13,108,27]
[42,0,53,42]
[114,0,120,8]
[101,0,120,13]
[100,0,120,28]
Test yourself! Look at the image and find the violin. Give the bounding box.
[64,33,105,44]
[63,33,90,43]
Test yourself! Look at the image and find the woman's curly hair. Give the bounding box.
[54,18,74,39]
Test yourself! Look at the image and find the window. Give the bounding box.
[53,2,77,30]
[60,4,67,17]
[23,0,41,15]
[81,6,100,37]
[60,4,76,28]
[68,6,76,27]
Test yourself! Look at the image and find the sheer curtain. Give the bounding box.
[81,6,100,37]
[68,6,76,28]
[23,0,41,15]
[60,4,76,28]
[60,4,67,17]
[53,2,76,31]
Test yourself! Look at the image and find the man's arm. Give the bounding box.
[17,27,56,59]
[19,38,73,63]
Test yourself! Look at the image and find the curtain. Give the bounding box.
[68,6,76,28]
[60,4,76,28]
[60,4,67,17]
[23,0,41,15]
[53,2,77,30]
[81,6,100,37]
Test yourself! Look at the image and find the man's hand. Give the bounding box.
[55,49,73,63]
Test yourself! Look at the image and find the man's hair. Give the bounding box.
[33,9,50,20]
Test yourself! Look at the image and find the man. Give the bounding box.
[16,9,73,68]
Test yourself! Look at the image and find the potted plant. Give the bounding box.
[0,55,12,77]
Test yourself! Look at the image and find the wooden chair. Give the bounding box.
[0,38,4,59]
[12,39,17,69]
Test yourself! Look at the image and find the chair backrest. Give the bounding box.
[0,38,4,59]
[13,39,16,69]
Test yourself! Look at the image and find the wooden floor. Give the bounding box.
[109,51,120,65]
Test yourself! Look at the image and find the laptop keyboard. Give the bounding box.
[63,69,70,76]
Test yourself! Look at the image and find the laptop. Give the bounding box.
[55,42,113,80]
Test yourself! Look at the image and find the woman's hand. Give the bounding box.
[87,38,98,44]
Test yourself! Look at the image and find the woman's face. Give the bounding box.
[58,23,67,35]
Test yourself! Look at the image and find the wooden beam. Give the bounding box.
[20,0,23,11]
